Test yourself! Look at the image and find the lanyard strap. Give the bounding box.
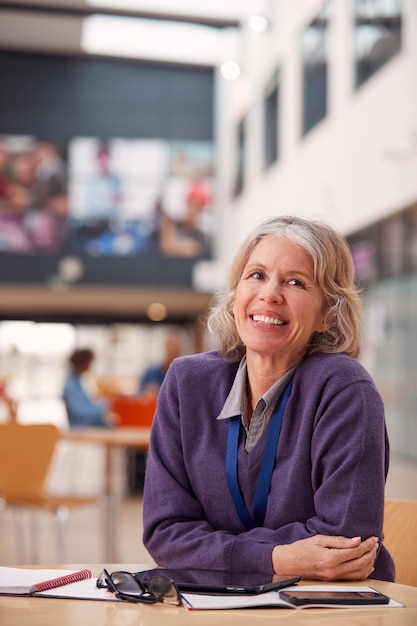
[226,379,293,530]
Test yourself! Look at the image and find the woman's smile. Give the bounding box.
[251,314,287,326]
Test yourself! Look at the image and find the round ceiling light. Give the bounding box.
[147,302,168,321]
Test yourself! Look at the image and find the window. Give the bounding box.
[354,0,403,88]
[301,1,330,135]
[263,70,280,170]
[234,117,246,197]
[349,204,417,283]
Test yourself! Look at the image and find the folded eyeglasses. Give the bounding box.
[96,568,181,606]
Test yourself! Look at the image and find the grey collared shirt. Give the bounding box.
[217,356,297,452]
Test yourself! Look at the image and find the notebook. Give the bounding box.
[0,566,92,596]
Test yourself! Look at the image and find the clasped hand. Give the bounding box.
[272,535,379,581]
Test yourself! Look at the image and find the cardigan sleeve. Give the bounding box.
[142,363,252,572]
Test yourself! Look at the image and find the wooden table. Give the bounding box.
[62,428,151,561]
[63,426,151,451]
[1,564,417,626]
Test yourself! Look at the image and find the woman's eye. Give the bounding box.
[249,270,264,280]
[288,278,305,288]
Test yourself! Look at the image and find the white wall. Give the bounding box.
[210,0,417,285]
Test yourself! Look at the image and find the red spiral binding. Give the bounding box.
[34,569,92,592]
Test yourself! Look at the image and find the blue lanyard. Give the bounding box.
[226,379,293,530]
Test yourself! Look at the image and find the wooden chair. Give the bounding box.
[0,421,104,563]
[383,499,417,586]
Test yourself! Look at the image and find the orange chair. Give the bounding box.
[111,395,156,493]
[384,499,417,586]
[0,421,104,563]
[111,395,157,427]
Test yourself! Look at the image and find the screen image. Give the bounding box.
[0,136,68,254]
[286,591,382,599]
[0,135,215,259]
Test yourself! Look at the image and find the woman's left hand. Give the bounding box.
[272,534,379,581]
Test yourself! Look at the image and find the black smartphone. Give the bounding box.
[279,589,390,606]
[136,568,301,595]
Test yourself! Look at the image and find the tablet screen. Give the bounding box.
[280,589,390,606]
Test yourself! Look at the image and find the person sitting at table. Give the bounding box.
[143,214,395,581]
[139,333,182,397]
[126,333,182,493]
[63,348,114,428]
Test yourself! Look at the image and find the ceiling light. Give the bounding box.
[220,61,241,80]
[147,302,168,321]
[87,0,269,24]
[247,15,269,33]
[82,15,238,66]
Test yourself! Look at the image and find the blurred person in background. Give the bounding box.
[0,145,10,211]
[63,348,114,428]
[139,333,182,397]
[152,177,212,258]
[128,333,182,493]
[143,215,394,581]
[32,140,68,216]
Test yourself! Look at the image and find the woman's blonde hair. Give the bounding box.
[207,215,362,361]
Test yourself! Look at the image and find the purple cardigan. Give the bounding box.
[143,350,395,581]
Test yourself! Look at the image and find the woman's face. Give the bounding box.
[233,236,327,368]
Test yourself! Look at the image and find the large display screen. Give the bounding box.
[0,135,215,259]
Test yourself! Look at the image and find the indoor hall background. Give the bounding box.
[0,0,416,565]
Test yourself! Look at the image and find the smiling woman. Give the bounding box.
[143,215,395,583]
[232,236,327,385]
[211,215,363,362]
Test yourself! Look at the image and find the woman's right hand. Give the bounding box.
[272,535,378,581]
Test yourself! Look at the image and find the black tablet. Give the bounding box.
[136,568,301,595]
[279,589,390,606]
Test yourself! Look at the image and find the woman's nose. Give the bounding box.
[259,280,283,302]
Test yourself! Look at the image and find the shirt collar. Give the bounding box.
[217,356,247,420]
[217,356,297,421]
